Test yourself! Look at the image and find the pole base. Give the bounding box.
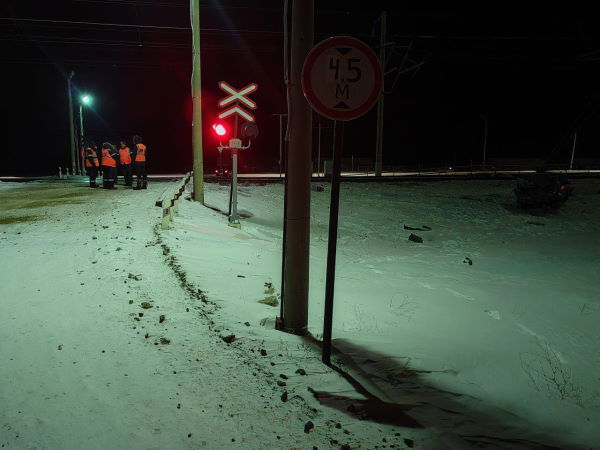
[227,221,241,229]
[278,324,309,336]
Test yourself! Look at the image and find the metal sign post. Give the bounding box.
[322,119,343,364]
[231,149,239,223]
[229,139,242,225]
[301,36,382,365]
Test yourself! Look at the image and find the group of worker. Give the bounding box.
[82,136,148,190]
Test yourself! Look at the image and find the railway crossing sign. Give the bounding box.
[214,81,259,228]
[217,81,258,122]
[302,36,382,121]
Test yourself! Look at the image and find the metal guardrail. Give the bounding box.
[157,172,192,230]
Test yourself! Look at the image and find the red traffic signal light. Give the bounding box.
[212,122,228,137]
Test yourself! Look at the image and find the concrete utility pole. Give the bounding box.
[374,11,386,177]
[191,0,205,204]
[67,71,77,175]
[282,0,313,335]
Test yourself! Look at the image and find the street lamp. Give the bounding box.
[79,94,93,174]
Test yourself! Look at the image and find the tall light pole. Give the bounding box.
[191,0,205,204]
[67,71,77,175]
[79,94,93,174]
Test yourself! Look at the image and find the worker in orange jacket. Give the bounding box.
[101,142,119,189]
[132,135,148,190]
[83,142,100,188]
[118,140,133,186]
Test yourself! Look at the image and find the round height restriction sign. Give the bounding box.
[302,36,383,121]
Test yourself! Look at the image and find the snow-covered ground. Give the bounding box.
[162,178,600,449]
[0,179,439,450]
[2,178,599,449]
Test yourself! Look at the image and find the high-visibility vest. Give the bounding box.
[119,147,132,165]
[84,148,99,168]
[135,143,146,162]
[101,148,117,167]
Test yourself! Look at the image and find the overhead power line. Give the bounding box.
[0,34,190,49]
[0,17,282,34]
[3,17,582,43]
[2,17,583,41]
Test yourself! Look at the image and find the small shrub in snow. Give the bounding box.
[343,304,380,333]
[388,294,414,321]
[520,342,585,406]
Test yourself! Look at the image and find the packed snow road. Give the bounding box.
[1,180,419,450]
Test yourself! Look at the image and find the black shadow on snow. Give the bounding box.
[309,338,579,450]
[203,203,253,218]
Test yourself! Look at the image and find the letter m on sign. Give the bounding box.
[336,84,349,99]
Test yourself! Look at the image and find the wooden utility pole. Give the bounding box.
[374,11,386,177]
[281,0,314,334]
[191,0,205,204]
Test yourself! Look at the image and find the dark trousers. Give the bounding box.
[86,166,98,185]
[102,166,117,189]
[120,164,133,185]
[134,162,147,180]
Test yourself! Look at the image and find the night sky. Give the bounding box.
[1,1,600,176]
